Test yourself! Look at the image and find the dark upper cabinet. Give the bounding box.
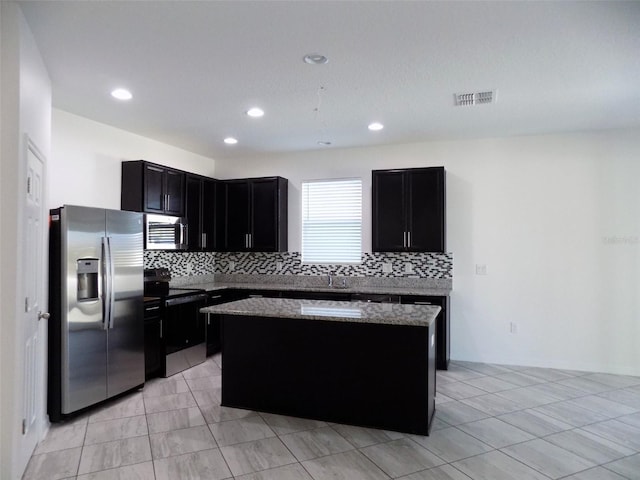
[143,165,164,212]
[221,177,288,252]
[122,160,186,216]
[164,169,185,216]
[225,180,251,250]
[372,167,445,252]
[186,174,217,251]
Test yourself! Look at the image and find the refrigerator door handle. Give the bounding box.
[107,237,116,329]
[101,237,110,330]
[180,223,187,247]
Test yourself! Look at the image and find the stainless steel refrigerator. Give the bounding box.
[48,205,145,421]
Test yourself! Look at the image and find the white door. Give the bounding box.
[18,137,48,472]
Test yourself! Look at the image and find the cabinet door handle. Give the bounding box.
[249,233,253,248]
[414,301,433,305]
[403,231,407,248]
[166,194,171,211]
[207,314,210,326]
[407,231,411,248]
[145,306,160,312]
[202,233,206,248]
[159,319,163,338]
[209,294,222,300]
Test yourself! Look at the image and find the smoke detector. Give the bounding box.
[454,90,497,106]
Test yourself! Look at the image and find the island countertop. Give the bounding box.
[201,297,440,327]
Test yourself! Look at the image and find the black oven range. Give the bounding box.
[144,268,207,377]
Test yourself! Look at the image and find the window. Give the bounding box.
[301,178,362,264]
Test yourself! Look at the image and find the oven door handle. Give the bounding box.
[165,293,208,307]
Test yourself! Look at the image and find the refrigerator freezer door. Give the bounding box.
[106,209,145,397]
[62,205,108,414]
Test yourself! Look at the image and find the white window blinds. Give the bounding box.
[301,178,362,264]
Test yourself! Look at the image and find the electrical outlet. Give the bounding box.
[510,322,518,334]
[186,262,193,274]
[276,261,283,271]
[229,261,235,271]
[404,262,414,274]
[476,264,487,275]
[382,262,393,273]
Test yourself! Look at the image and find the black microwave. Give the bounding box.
[144,214,188,250]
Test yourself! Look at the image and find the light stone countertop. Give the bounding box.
[201,297,440,327]
[177,280,451,297]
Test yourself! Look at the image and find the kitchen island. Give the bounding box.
[183,276,452,369]
[201,298,440,435]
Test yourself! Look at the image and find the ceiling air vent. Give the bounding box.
[454,90,497,106]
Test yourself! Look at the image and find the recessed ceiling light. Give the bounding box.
[110,88,132,100]
[246,107,264,118]
[224,137,238,145]
[368,122,384,131]
[304,53,328,65]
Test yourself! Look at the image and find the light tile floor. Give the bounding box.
[23,355,640,479]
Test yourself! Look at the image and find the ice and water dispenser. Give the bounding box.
[77,258,99,302]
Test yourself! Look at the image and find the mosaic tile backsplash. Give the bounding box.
[144,251,452,280]
[144,251,217,276]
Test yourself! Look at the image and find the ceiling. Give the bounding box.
[18,0,640,160]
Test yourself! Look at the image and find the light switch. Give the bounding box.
[475,264,487,275]
[404,262,414,274]
[382,262,393,273]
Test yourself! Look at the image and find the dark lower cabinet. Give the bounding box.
[401,295,450,370]
[206,314,221,356]
[350,293,400,304]
[206,290,246,355]
[144,300,163,379]
[246,290,283,299]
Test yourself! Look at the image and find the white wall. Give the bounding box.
[49,109,216,210]
[49,104,640,376]
[0,2,52,478]
[215,129,640,376]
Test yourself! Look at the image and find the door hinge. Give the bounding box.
[24,297,29,313]
[22,418,26,434]
[27,176,31,195]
